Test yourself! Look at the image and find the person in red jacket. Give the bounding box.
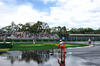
[57,40,65,55]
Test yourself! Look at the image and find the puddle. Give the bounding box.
[0,49,92,66]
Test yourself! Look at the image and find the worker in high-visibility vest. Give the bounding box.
[57,40,65,55]
[3,38,6,43]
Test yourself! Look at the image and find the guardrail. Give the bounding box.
[0,39,100,43]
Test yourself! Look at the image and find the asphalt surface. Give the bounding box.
[66,41,100,66]
[52,41,100,66]
[0,41,100,66]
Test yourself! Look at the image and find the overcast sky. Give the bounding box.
[0,0,100,29]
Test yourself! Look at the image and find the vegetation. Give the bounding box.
[0,21,100,37]
[9,43,89,51]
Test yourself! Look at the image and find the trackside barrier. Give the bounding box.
[0,42,12,48]
[0,39,100,43]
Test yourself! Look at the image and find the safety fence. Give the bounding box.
[0,42,12,48]
[0,39,100,43]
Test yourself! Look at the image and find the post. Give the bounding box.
[93,37,95,45]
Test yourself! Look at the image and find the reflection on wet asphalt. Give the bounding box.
[0,42,100,66]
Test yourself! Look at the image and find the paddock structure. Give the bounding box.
[69,34,100,41]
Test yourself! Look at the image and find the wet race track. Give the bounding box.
[0,41,100,66]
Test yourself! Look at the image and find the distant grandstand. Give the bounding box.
[0,30,11,40]
[0,30,100,41]
[11,32,59,39]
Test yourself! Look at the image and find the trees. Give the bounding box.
[70,28,94,34]
[30,21,50,33]
[94,28,100,34]
[51,26,68,37]
[0,21,100,34]
[84,28,94,34]
[17,23,23,31]
[70,28,78,34]
[1,25,11,31]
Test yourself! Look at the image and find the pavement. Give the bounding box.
[56,41,100,66]
[0,41,100,66]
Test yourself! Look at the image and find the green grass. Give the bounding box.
[9,43,89,51]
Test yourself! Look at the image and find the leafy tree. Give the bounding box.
[1,25,11,31]
[18,23,24,31]
[25,23,31,31]
[84,28,94,34]
[70,28,94,34]
[1,21,100,35]
[70,28,78,34]
[30,21,50,33]
[77,28,86,34]
[94,28,100,34]
[51,26,68,37]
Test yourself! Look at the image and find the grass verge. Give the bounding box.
[0,48,9,52]
[9,43,89,51]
